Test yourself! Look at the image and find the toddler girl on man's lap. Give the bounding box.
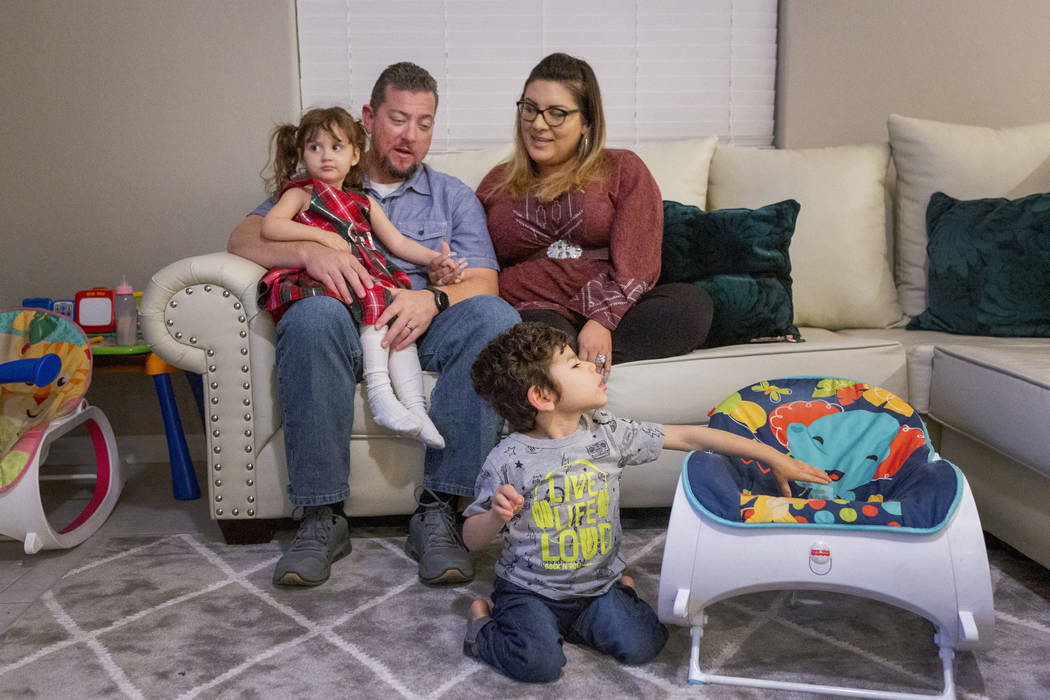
[258,107,462,447]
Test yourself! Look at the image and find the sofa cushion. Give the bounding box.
[632,136,718,209]
[929,345,1050,477]
[423,136,718,209]
[423,144,514,191]
[707,143,901,330]
[660,199,800,346]
[908,192,1050,336]
[888,114,1050,318]
[839,328,1050,414]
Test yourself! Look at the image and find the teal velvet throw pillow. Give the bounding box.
[660,199,801,347]
[908,191,1050,336]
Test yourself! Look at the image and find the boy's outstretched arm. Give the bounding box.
[663,425,830,498]
[463,484,524,552]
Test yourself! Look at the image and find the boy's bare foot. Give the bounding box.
[464,599,492,659]
[470,598,492,620]
[620,575,635,588]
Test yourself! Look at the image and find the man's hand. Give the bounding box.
[491,484,524,523]
[302,245,374,305]
[374,287,438,350]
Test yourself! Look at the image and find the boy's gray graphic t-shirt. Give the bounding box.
[464,414,664,600]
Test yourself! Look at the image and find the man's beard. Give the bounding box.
[378,153,419,181]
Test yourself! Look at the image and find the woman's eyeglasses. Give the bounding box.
[516,101,580,127]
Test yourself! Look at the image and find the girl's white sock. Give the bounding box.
[361,326,423,437]
[388,340,445,449]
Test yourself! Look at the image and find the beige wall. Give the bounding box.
[0,0,299,307]
[776,0,1050,148]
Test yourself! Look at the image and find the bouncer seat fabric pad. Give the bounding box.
[1,309,93,492]
[685,377,962,532]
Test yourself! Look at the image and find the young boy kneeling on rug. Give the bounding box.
[462,322,829,683]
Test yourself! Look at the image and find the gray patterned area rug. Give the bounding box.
[1,523,1048,699]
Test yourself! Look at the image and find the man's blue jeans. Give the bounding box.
[274,293,519,506]
[469,577,669,683]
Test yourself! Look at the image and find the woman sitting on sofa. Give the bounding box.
[476,52,712,378]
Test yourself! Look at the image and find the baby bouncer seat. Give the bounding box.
[0,308,123,553]
[659,376,993,699]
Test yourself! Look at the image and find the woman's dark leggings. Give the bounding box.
[519,282,713,365]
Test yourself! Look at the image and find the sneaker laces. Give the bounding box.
[290,505,334,551]
[418,499,463,550]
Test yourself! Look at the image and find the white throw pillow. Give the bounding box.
[888,114,1050,318]
[631,136,718,209]
[708,144,901,330]
[423,144,513,191]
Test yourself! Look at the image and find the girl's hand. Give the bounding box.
[492,484,524,523]
[427,240,466,285]
[321,232,350,252]
[578,320,612,379]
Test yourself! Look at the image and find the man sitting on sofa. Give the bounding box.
[227,62,519,588]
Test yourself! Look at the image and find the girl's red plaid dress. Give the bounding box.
[258,179,413,324]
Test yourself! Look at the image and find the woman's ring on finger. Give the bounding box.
[595,354,607,365]
[406,325,414,332]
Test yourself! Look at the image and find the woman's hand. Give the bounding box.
[427,240,466,285]
[578,320,612,378]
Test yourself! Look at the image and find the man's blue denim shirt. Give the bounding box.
[250,163,499,289]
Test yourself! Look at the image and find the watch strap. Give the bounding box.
[425,286,449,313]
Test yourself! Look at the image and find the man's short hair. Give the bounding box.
[471,322,569,433]
[370,62,439,110]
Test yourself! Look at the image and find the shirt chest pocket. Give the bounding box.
[398,219,448,253]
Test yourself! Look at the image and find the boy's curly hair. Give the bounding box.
[471,322,570,433]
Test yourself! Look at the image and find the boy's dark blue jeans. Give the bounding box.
[465,576,669,683]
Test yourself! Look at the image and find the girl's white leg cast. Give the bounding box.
[388,342,445,448]
[361,325,423,436]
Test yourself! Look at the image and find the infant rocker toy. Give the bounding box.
[659,376,993,699]
[0,308,123,553]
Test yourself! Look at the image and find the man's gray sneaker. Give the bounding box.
[272,505,352,586]
[405,495,474,584]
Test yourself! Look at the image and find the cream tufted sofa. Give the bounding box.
[143,115,1050,566]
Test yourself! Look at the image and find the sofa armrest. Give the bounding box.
[141,252,280,519]
[141,252,266,373]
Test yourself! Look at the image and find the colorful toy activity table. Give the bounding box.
[92,334,202,500]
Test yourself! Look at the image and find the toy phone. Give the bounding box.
[53,300,75,319]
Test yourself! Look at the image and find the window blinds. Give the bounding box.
[296,0,777,152]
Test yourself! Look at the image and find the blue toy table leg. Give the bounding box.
[151,372,201,500]
[185,371,206,429]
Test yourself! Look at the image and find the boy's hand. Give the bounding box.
[770,455,830,498]
[491,484,524,523]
